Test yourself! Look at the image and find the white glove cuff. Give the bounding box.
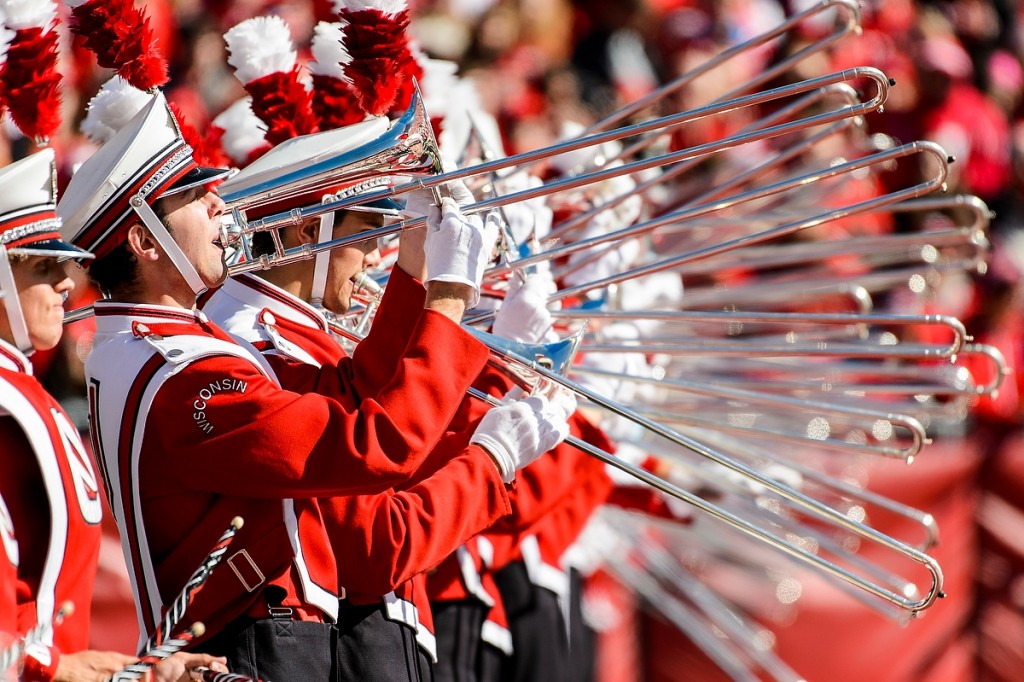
[471,432,516,483]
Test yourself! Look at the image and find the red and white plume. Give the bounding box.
[332,0,415,116]
[211,97,270,166]
[65,0,168,91]
[81,74,227,168]
[0,9,15,118]
[0,0,62,143]
[169,100,230,169]
[80,74,150,143]
[308,21,365,129]
[224,16,318,145]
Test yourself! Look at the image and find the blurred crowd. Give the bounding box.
[6,0,1024,680]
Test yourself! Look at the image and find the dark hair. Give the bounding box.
[86,240,139,295]
[85,197,173,295]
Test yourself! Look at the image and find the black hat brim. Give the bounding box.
[8,238,95,261]
[165,166,235,196]
[346,198,404,216]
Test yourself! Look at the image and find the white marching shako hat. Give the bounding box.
[216,115,404,218]
[58,92,231,261]
[0,149,93,354]
[0,149,92,260]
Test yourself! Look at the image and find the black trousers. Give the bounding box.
[493,562,569,682]
[476,642,505,682]
[431,599,490,682]
[195,617,335,682]
[566,569,595,682]
[335,600,433,682]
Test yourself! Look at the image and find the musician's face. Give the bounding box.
[0,255,74,351]
[322,211,383,314]
[158,187,230,289]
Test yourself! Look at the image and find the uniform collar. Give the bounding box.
[0,337,32,375]
[92,299,211,334]
[220,274,328,332]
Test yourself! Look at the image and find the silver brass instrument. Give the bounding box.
[474,337,946,613]
[482,140,950,292]
[324,276,945,613]
[217,67,894,277]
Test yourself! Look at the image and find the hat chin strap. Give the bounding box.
[0,247,34,355]
[309,198,335,307]
[130,195,209,296]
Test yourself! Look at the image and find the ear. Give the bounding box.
[293,218,320,246]
[126,223,161,262]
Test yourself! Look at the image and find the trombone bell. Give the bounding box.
[218,86,441,225]
[465,327,586,380]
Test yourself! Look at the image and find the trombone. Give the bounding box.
[216,67,894,275]
[480,140,950,290]
[563,194,990,276]
[572,367,929,461]
[545,81,868,244]
[597,516,809,682]
[329,273,945,613]
[557,310,969,358]
[477,335,944,612]
[685,436,942,551]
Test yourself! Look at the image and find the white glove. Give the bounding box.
[403,177,475,218]
[617,271,684,311]
[491,271,556,344]
[446,177,476,207]
[604,442,650,486]
[663,464,699,521]
[402,188,434,219]
[471,389,576,483]
[424,197,499,307]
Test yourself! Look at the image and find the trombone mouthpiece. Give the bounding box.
[353,271,384,297]
[217,219,242,249]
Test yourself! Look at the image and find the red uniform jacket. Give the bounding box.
[426,374,615,626]
[0,339,102,676]
[202,271,511,661]
[85,296,489,647]
[0,492,18,643]
[477,536,513,655]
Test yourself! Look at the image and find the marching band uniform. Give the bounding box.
[0,494,16,640]
[0,339,102,681]
[0,494,16,682]
[0,151,103,682]
[427,378,615,682]
[200,116,577,680]
[491,442,614,682]
[202,269,514,681]
[477,563,513,681]
[57,94,493,680]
